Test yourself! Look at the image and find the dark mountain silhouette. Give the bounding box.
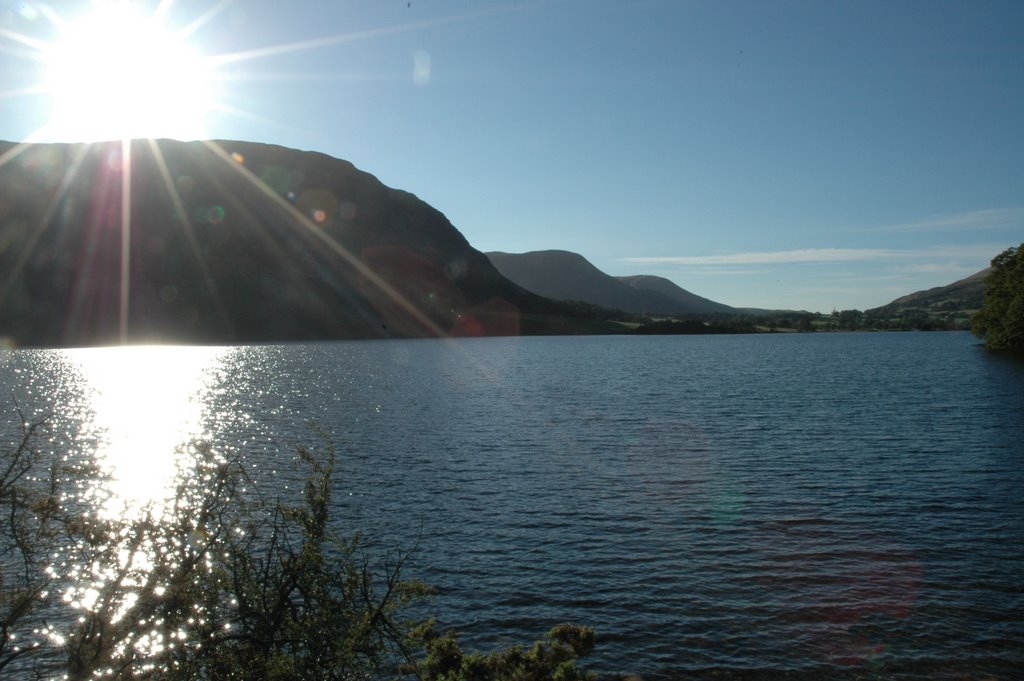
[0,139,612,346]
[866,268,988,319]
[486,250,733,315]
[6,138,980,346]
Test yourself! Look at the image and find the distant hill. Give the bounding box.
[615,274,735,314]
[0,139,612,346]
[866,268,988,323]
[486,250,733,315]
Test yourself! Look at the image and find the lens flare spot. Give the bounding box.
[17,2,40,21]
[337,200,357,221]
[413,50,431,86]
[446,257,467,279]
[297,189,337,226]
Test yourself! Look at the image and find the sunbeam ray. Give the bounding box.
[0,84,47,100]
[36,3,68,31]
[0,26,51,53]
[210,69,401,84]
[0,43,44,61]
[145,138,229,322]
[153,0,175,22]
[200,140,449,338]
[0,143,90,307]
[205,101,294,132]
[0,141,33,172]
[178,0,234,40]
[119,140,132,343]
[207,6,511,66]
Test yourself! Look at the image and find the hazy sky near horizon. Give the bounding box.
[2,0,1021,312]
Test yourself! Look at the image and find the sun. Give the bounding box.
[43,2,217,142]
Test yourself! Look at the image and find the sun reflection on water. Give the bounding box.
[32,345,234,673]
[66,345,226,518]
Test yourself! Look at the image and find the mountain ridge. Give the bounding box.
[0,138,997,344]
[0,139,617,346]
[615,274,735,315]
[486,249,734,315]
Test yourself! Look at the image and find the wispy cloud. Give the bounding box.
[622,245,999,266]
[676,268,763,277]
[905,262,979,276]
[624,248,904,266]
[870,206,1024,233]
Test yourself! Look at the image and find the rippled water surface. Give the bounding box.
[4,332,1023,678]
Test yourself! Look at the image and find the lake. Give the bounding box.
[3,331,1023,679]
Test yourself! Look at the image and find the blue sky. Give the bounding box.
[1,0,1021,312]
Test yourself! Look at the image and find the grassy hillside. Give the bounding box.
[865,268,988,329]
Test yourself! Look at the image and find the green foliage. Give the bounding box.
[972,244,1024,351]
[0,415,428,679]
[2,410,598,680]
[836,309,863,331]
[632,318,755,334]
[405,623,597,681]
[168,446,430,681]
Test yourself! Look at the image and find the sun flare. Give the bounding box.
[43,2,216,142]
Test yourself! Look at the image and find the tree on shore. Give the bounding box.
[972,244,1024,351]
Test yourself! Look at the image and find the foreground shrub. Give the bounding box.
[0,405,60,674]
[405,622,596,681]
[2,408,597,680]
[0,409,426,679]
